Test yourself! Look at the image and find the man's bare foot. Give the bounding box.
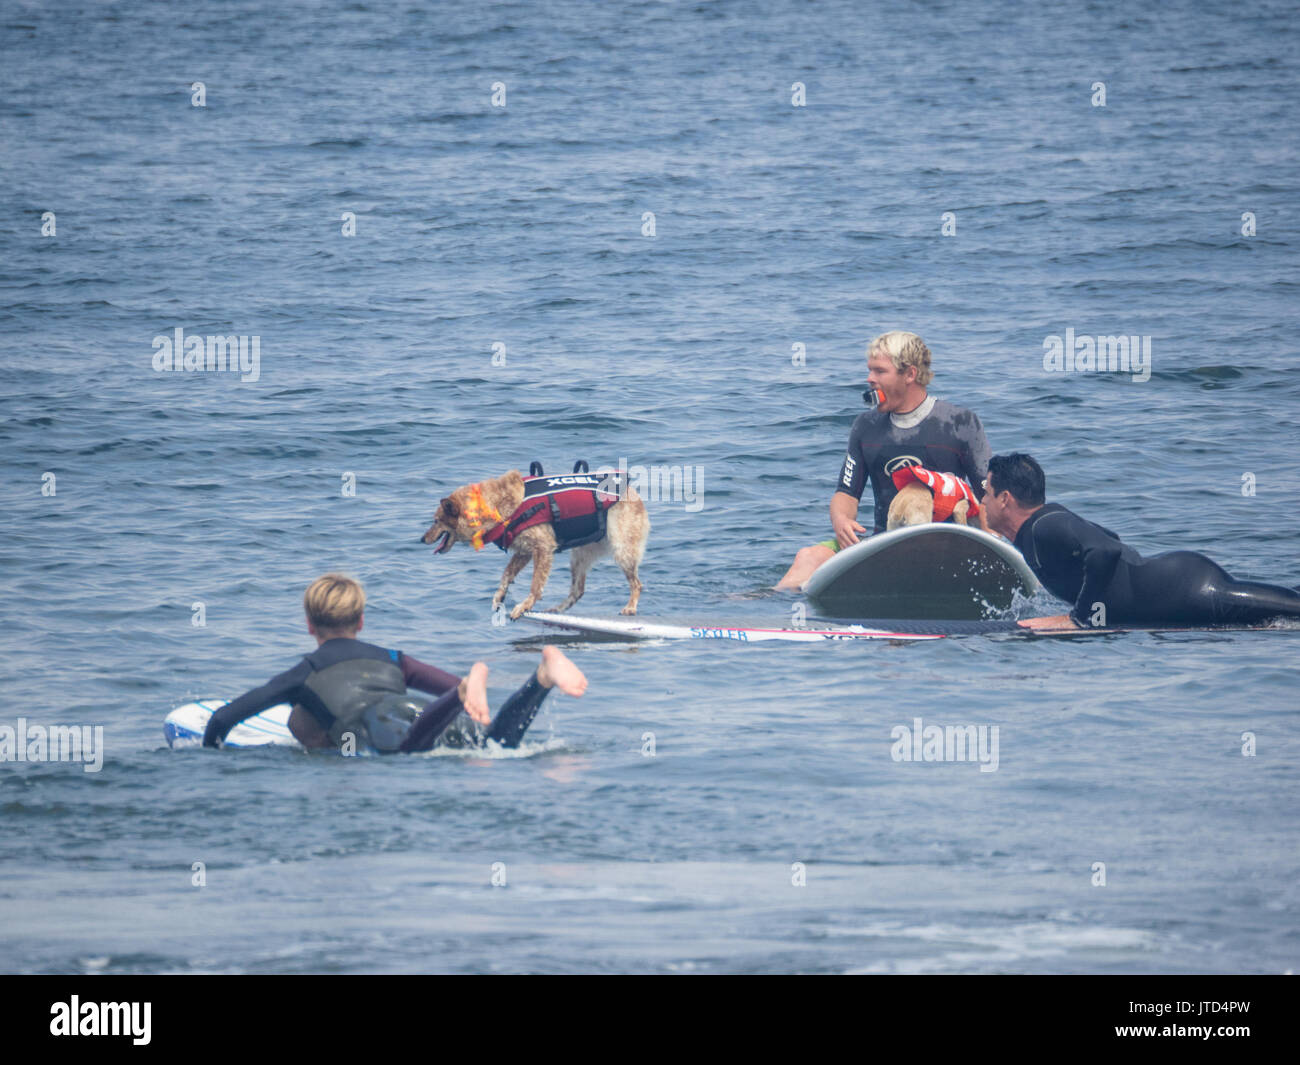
[536,645,588,697]
[458,661,491,725]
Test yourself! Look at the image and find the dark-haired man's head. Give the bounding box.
[986,453,1045,506]
[981,454,1046,540]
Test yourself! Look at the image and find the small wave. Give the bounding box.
[838,919,1160,973]
[1147,365,1246,385]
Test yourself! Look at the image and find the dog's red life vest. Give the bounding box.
[890,465,981,522]
[477,472,620,552]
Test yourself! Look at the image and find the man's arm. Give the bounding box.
[1034,512,1126,627]
[829,491,866,547]
[960,410,992,501]
[1072,534,1126,627]
[831,417,870,545]
[402,653,490,725]
[399,652,461,696]
[961,413,993,530]
[203,660,310,747]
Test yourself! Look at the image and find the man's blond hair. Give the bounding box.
[304,573,365,633]
[869,331,933,386]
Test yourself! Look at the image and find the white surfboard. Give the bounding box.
[520,611,1293,644]
[163,699,299,749]
[801,523,1040,620]
[520,612,950,642]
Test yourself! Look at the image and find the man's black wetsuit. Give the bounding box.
[1014,503,1300,628]
[201,637,549,751]
[836,397,992,533]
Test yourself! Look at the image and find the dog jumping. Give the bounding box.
[421,462,649,619]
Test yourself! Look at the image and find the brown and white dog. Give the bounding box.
[886,466,988,531]
[421,469,649,619]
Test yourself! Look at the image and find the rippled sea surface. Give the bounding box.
[2,0,1298,973]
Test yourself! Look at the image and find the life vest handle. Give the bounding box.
[528,460,591,475]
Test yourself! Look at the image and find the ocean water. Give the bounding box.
[1,0,1298,973]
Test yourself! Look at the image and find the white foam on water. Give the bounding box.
[838,920,1161,973]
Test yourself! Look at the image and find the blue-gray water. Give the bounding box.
[2,0,1298,973]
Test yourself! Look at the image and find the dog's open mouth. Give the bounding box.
[430,529,453,553]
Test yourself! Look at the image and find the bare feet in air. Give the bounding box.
[536,645,588,697]
[458,661,491,725]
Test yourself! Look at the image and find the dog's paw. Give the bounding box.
[509,601,533,620]
[619,606,638,616]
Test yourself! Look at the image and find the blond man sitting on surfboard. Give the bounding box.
[776,331,993,590]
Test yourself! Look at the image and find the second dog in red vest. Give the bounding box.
[421,463,649,619]
[886,465,985,531]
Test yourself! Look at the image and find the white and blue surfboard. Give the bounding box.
[521,612,954,642]
[163,699,298,749]
[519,611,1292,643]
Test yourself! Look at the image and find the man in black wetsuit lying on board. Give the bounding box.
[202,573,587,751]
[979,454,1300,631]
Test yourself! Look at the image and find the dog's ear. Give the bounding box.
[440,495,459,520]
[503,470,525,489]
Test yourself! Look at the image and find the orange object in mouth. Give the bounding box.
[862,387,886,408]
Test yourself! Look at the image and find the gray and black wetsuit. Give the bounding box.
[1014,503,1300,628]
[836,397,992,533]
[201,637,550,751]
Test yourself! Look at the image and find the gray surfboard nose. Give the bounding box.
[801,524,1040,620]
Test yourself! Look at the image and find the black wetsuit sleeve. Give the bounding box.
[1074,540,1126,626]
[202,660,312,747]
[1032,513,1126,625]
[834,417,869,500]
[962,412,992,500]
[399,652,461,696]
